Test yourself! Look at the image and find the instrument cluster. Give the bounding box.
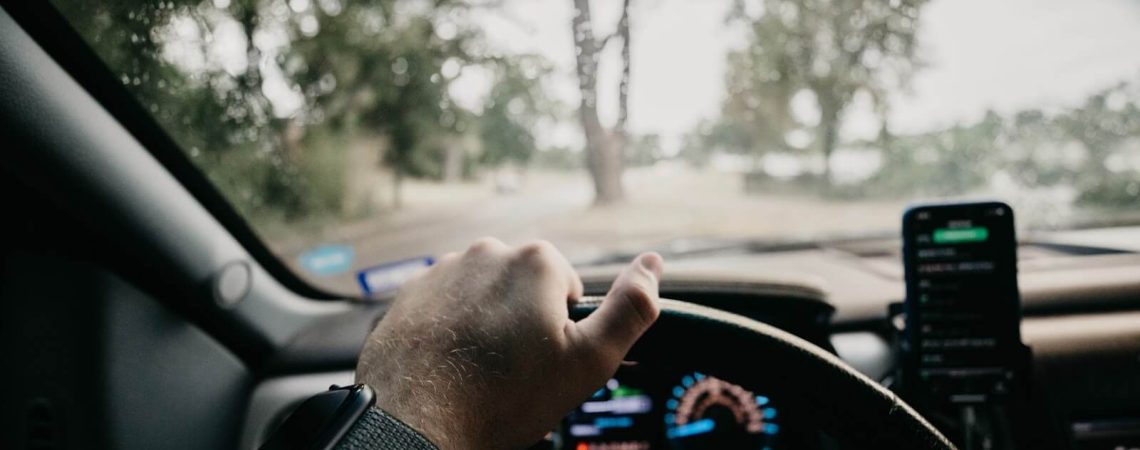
[558,364,784,450]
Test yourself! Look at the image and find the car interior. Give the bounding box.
[3,1,1140,450]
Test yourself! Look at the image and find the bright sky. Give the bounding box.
[461,0,1140,153]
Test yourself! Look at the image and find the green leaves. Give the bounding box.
[478,57,552,168]
[53,0,560,226]
[718,0,928,185]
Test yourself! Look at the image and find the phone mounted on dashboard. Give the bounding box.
[891,201,1033,450]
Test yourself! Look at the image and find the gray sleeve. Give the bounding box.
[334,408,439,450]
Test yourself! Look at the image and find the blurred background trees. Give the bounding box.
[700,0,1138,208]
[478,57,553,170]
[722,0,927,189]
[53,0,1140,237]
[54,0,557,225]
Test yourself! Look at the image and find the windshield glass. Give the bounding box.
[51,0,1140,296]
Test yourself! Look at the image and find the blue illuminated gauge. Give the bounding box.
[664,372,779,449]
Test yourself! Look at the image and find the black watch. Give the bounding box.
[259,384,376,450]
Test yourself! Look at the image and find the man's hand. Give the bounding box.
[356,238,663,450]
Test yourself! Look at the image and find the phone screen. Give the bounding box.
[902,202,1021,405]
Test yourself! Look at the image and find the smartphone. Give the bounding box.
[901,202,1022,406]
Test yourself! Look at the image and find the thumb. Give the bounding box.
[576,252,664,356]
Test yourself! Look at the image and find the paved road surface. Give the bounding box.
[276,167,910,295]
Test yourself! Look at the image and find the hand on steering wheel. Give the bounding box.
[355,238,664,450]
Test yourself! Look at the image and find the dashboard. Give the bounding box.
[241,237,1140,450]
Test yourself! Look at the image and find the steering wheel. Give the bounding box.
[570,297,956,450]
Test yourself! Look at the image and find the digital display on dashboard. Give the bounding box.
[902,202,1021,405]
[559,366,781,450]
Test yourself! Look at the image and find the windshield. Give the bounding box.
[51,0,1140,297]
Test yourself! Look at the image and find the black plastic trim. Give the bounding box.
[0,0,338,301]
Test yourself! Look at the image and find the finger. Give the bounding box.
[515,240,584,301]
[574,252,663,355]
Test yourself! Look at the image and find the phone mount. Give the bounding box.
[887,301,1034,450]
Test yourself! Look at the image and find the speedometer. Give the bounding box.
[664,372,779,449]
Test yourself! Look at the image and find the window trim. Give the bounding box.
[2,0,340,301]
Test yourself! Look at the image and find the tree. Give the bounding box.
[479,58,553,168]
[730,0,927,188]
[1003,109,1072,187]
[571,0,634,204]
[52,0,315,219]
[1058,84,1140,178]
[710,19,799,162]
[1058,84,1140,207]
[626,134,663,167]
[285,1,481,208]
[56,0,497,219]
[679,123,715,168]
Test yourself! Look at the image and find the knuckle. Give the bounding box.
[513,250,555,275]
[517,240,556,263]
[517,240,555,260]
[467,237,501,255]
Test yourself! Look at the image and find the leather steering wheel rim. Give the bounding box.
[570,297,955,450]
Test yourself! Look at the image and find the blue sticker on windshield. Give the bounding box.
[298,244,355,276]
[356,256,435,296]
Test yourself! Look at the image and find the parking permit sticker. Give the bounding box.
[356,256,434,296]
[298,244,355,276]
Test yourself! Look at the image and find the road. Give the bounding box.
[275,166,911,295]
[279,171,596,293]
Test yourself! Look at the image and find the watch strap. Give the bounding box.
[334,407,439,450]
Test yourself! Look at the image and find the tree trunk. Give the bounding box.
[817,99,841,189]
[281,118,305,163]
[442,139,464,183]
[609,0,633,182]
[572,0,624,204]
[616,0,632,135]
[235,4,268,118]
[391,165,403,210]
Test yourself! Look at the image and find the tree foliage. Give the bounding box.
[478,57,553,167]
[724,0,928,186]
[53,0,556,225]
[854,83,1140,206]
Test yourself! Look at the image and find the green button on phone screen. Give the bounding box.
[933,227,989,244]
